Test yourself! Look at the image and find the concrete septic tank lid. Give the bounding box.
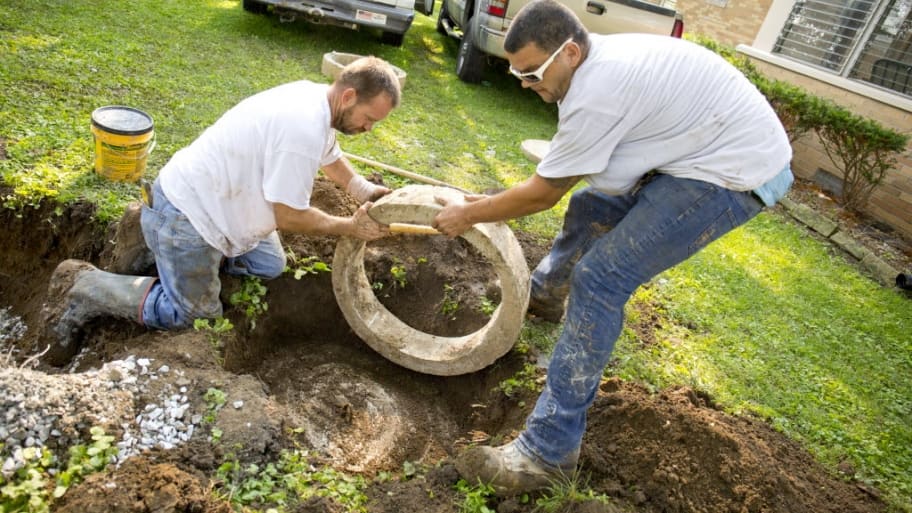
[321,51,408,89]
[332,185,530,376]
[520,139,551,164]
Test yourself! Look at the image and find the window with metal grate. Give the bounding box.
[773,0,912,97]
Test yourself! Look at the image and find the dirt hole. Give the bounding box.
[0,179,888,513]
[364,235,499,337]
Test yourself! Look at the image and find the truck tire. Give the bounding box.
[456,17,485,83]
[242,0,268,14]
[381,31,405,47]
[436,0,450,35]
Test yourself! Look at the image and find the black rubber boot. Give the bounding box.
[454,440,577,496]
[41,259,156,366]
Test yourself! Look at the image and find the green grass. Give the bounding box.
[0,0,562,228]
[2,0,911,510]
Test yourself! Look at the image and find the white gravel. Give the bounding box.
[0,351,204,478]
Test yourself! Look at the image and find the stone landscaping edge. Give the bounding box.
[778,197,905,290]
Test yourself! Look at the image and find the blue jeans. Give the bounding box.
[515,174,764,468]
[139,180,286,330]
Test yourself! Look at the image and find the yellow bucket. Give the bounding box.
[91,106,155,182]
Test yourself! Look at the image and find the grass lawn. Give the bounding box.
[1,0,910,510]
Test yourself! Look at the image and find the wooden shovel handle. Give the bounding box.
[388,222,440,235]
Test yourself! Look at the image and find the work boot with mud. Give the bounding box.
[454,440,576,496]
[526,294,565,324]
[42,259,156,366]
[108,201,155,275]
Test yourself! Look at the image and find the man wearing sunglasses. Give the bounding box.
[433,0,793,496]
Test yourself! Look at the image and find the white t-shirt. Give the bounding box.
[159,81,341,257]
[537,34,791,194]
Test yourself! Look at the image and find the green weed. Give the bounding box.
[229,276,268,330]
[214,450,368,512]
[390,261,408,288]
[285,250,332,279]
[497,362,542,398]
[193,316,234,363]
[203,387,228,426]
[0,427,117,513]
[533,471,613,512]
[478,296,498,316]
[440,284,459,318]
[454,478,496,513]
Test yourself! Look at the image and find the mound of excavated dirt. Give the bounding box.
[582,379,884,513]
[0,177,889,512]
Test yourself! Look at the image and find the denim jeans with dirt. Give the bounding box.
[139,179,286,330]
[514,174,764,470]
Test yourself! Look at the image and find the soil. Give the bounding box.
[0,176,900,513]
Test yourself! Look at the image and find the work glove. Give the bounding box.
[346,175,390,203]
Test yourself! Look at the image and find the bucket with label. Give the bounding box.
[90,106,155,182]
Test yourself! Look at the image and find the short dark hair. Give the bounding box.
[504,0,589,55]
[336,56,401,108]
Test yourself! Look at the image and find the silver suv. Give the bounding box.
[243,0,434,46]
[436,0,683,82]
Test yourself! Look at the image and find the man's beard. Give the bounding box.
[332,106,365,135]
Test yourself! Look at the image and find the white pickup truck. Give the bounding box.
[436,0,683,82]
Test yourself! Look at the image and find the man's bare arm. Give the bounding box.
[274,202,388,241]
[432,173,583,237]
[540,175,582,192]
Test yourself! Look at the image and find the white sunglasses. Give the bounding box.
[509,38,574,83]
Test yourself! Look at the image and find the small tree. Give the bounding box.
[803,95,909,211]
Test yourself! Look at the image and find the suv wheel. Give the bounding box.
[380,31,405,47]
[242,0,268,13]
[456,17,485,83]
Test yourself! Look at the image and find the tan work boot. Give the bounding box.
[527,294,565,323]
[41,259,156,366]
[454,440,576,496]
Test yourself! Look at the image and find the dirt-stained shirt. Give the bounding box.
[537,34,791,194]
[159,81,342,257]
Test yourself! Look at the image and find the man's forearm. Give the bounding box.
[470,174,579,222]
[275,204,350,237]
[464,189,556,224]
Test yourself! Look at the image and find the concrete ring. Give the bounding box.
[332,185,530,376]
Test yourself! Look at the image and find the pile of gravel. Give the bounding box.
[0,355,203,478]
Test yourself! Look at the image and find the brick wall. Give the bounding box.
[675,0,772,46]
